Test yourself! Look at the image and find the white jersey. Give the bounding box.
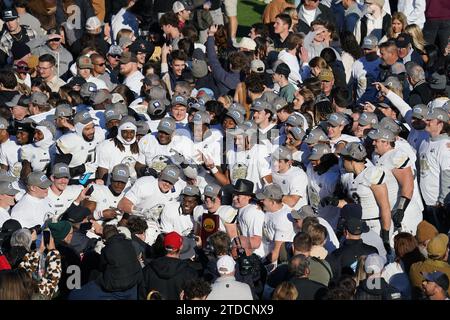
[227,144,272,192]
[419,134,450,206]
[329,134,360,152]
[237,203,265,257]
[11,194,54,228]
[0,138,21,178]
[124,175,185,214]
[0,207,11,227]
[47,185,83,218]
[160,201,195,235]
[193,205,238,232]
[272,166,308,210]
[262,205,295,258]
[137,133,195,167]
[96,139,139,181]
[20,144,54,172]
[56,127,105,178]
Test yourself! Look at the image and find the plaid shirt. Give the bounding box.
[0,25,37,55]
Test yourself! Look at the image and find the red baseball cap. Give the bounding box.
[164,231,183,251]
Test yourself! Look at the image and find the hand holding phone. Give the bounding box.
[85,185,94,196]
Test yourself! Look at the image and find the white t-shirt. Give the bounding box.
[123,70,144,97]
[137,133,195,167]
[272,166,308,210]
[11,194,54,228]
[262,204,295,257]
[237,203,265,257]
[227,144,272,192]
[47,185,83,218]
[329,134,360,152]
[0,138,21,178]
[419,135,450,205]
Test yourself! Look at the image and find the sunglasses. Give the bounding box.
[110,54,121,59]
[48,38,61,42]
[94,63,106,66]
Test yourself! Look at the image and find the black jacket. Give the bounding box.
[296,4,335,35]
[139,256,198,300]
[408,81,433,107]
[326,239,378,281]
[289,277,328,300]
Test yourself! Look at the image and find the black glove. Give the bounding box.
[320,196,339,207]
[380,228,391,254]
[392,196,410,230]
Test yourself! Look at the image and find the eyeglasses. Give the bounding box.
[94,62,106,66]
[48,38,61,42]
[109,54,121,59]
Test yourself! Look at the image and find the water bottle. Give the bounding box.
[78,172,92,186]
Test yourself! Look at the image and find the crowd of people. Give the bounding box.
[0,0,448,300]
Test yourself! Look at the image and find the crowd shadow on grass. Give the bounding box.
[241,0,266,15]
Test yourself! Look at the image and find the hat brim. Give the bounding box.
[53,173,71,179]
[308,153,323,161]
[233,189,254,197]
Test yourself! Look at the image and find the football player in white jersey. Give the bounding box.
[306,144,341,228]
[48,163,84,218]
[135,116,194,177]
[271,146,308,210]
[251,99,278,152]
[326,112,360,153]
[284,126,308,167]
[369,124,423,235]
[55,111,105,184]
[20,120,56,180]
[232,179,265,258]
[96,117,139,183]
[419,108,450,232]
[256,183,295,269]
[0,117,21,178]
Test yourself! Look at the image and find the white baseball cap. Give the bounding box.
[217,255,236,275]
[237,37,256,51]
[173,1,188,13]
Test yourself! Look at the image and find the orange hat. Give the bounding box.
[416,220,438,244]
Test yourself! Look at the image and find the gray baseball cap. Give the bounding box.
[327,112,348,127]
[55,104,73,118]
[290,205,316,220]
[272,146,293,161]
[191,110,210,125]
[304,127,329,144]
[189,103,206,112]
[308,143,332,160]
[157,117,176,135]
[104,107,122,122]
[73,111,94,125]
[36,120,56,137]
[52,162,71,179]
[136,121,150,136]
[90,90,112,105]
[226,109,244,125]
[0,181,20,196]
[383,76,402,91]
[251,99,273,113]
[379,117,401,135]
[159,165,180,184]
[0,117,8,130]
[0,169,16,183]
[171,95,188,108]
[426,107,449,122]
[339,142,367,161]
[256,183,283,201]
[111,164,130,183]
[149,86,170,106]
[197,95,212,106]
[288,126,305,141]
[260,91,279,104]
[286,114,304,128]
[358,112,378,127]
[411,104,428,120]
[5,94,24,108]
[181,185,201,197]
[147,99,166,116]
[80,82,97,98]
[229,103,246,116]
[26,171,52,188]
[28,92,48,105]
[361,35,378,50]
[203,184,221,199]
[368,128,396,142]
[273,97,288,112]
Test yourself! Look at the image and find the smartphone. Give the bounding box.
[85,185,94,196]
[43,230,51,247]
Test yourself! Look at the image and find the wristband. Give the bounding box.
[210,167,218,174]
[397,196,411,212]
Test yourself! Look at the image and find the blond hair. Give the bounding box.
[405,24,427,53]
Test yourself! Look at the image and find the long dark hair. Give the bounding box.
[113,137,139,154]
[340,31,363,60]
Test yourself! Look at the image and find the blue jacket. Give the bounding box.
[206,36,241,96]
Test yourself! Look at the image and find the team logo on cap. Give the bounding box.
[166,170,176,177]
[83,112,90,119]
[414,107,423,114]
[153,101,161,108]
[231,111,241,118]
[205,185,213,192]
[40,175,48,182]
[59,167,69,173]
[330,114,339,122]
[161,120,172,128]
[105,110,115,116]
[117,169,127,176]
[175,96,184,102]
[193,113,202,122]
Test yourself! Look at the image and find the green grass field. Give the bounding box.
[237,0,267,37]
